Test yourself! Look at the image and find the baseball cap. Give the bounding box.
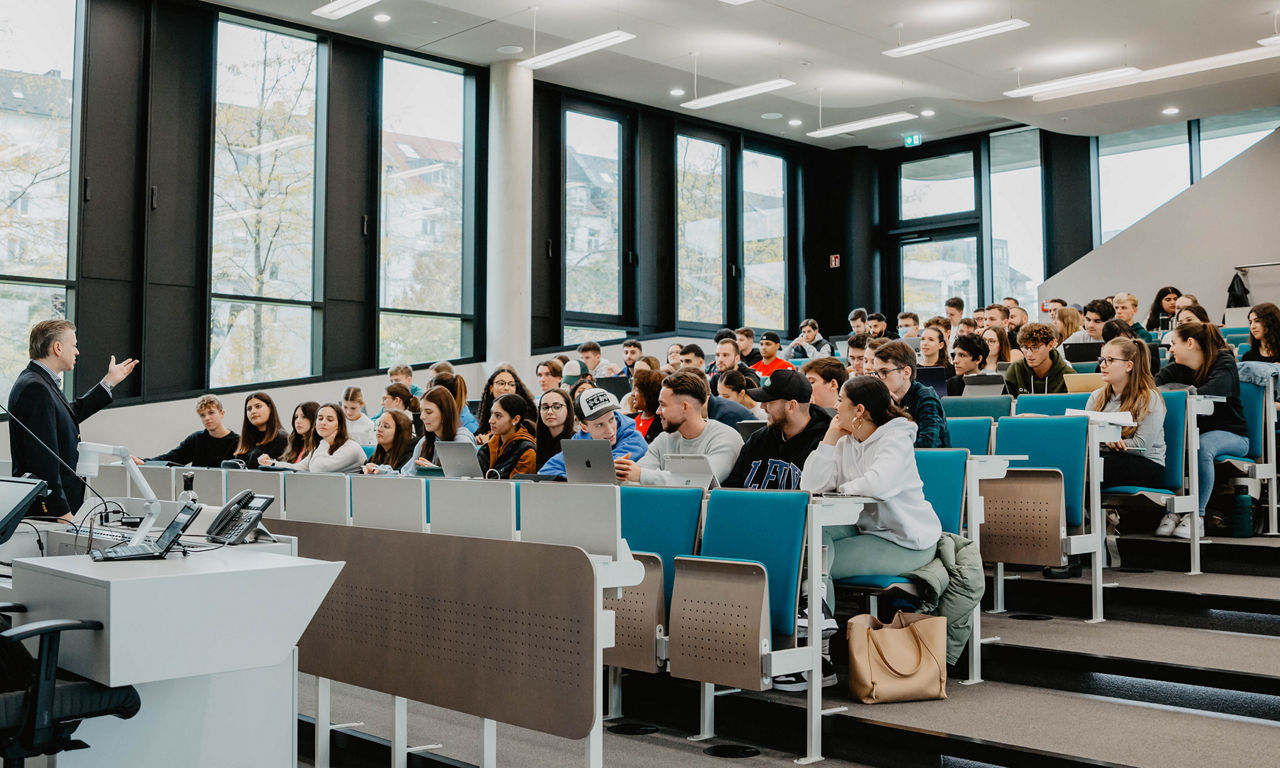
[575,388,621,421]
[746,368,812,403]
[562,359,586,386]
[760,331,781,344]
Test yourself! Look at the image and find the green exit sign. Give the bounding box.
[904,133,923,148]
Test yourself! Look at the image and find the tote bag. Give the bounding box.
[847,611,947,704]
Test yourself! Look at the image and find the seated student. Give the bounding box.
[278,401,319,465]
[614,369,744,486]
[1045,298,1068,316]
[1111,292,1153,342]
[134,394,240,468]
[1089,338,1166,489]
[578,341,619,378]
[725,369,832,489]
[637,354,662,373]
[561,359,589,389]
[627,368,664,442]
[537,389,648,477]
[403,385,477,472]
[666,342,684,367]
[917,325,954,378]
[1155,321,1248,539]
[535,358,564,393]
[845,332,870,377]
[388,364,424,399]
[736,326,763,367]
[1003,322,1075,396]
[944,296,965,331]
[568,376,597,405]
[983,303,1010,330]
[429,370,479,434]
[620,338,643,377]
[750,331,795,377]
[716,369,766,418]
[785,318,837,359]
[1064,299,1115,344]
[1243,302,1280,363]
[896,312,921,338]
[535,388,576,466]
[801,357,848,415]
[1101,319,1141,341]
[232,392,288,468]
[683,366,754,429]
[477,393,538,478]
[1054,306,1083,342]
[848,307,868,335]
[710,338,761,393]
[870,341,950,448]
[865,312,897,340]
[1007,306,1029,341]
[1145,286,1182,335]
[971,307,987,328]
[677,343,706,372]
[260,403,365,473]
[946,333,990,396]
[924,315,952,347]
[342,387,377,445]
[475,365,538,443]
[361,411,416,475]
[981,325,1013,371]
[954,316,979,338]
[382,383,425,441]
[1161,303,1211,344]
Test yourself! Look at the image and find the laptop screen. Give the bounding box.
[155,503,200,551]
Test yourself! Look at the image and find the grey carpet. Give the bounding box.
[1015,567,1280,600]
[1122,533,1280,549]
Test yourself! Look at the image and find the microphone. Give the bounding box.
[0,399,116,523]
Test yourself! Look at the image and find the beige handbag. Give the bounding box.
[847,611,947,704]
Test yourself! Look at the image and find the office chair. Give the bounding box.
[0,603,141,767]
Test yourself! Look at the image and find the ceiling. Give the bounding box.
[221,0,1280,149]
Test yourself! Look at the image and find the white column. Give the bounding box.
[485,60,534,370]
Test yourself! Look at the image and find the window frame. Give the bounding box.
[674,123,736,334]
[739,139,794,334]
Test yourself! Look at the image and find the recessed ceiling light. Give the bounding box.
[1162,106,1180,115]
[518,30,635,70]
[373,13,390,23]
[807,111,917,139]
[920,109,936,117]
[761,112,783,120]
[682,78,794,109]
[788,118,802,126]
[883,19,1029,57]
[496,45,524,54]
[312,0,381,21]
[670,88,686,97]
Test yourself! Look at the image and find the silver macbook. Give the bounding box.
[435,441,486,479]
[663,455,718,490]
[561,439,618,485]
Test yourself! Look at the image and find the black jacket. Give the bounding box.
[1155,350,1248,436]
[742,348,763,367]
[899,380,951,448]
[233,429,288,469]
[146,429,240,468]
[724,405,832,489]
[7,361,113,517]
[709,362,761,393]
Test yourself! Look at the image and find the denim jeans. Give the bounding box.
[1197,430,1250,516]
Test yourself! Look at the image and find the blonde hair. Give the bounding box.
[1056,307,1082,340]
[194,395,223,413]
[1092,338,1155,439]
[1113,292,1139,309]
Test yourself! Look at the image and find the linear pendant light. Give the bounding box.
[883,19,1029,57]
[1029,46,1280,101]
[681,78,794,109]
[312,0,381,20]
[806,111,917,139]
[518,30,635,69]
[1003,67,1141,98]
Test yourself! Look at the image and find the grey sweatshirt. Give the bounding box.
[1085,387,1166,467]
[637,418,743,486]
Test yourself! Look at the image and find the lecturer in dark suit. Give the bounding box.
[8,319,138,519]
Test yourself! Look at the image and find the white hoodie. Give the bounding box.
[800,417,941,550]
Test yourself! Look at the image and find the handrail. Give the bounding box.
[1234,261,1280,273]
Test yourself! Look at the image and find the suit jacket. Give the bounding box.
[7,362,112,517]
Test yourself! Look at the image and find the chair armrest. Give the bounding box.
[3,619,105,751]
[1,619,103,644]
[0,602,27,613]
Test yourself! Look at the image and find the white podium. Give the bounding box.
[8,548,342,767]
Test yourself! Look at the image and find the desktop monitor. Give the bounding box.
[0,476,49,546]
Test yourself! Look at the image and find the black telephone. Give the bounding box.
[206,489,275,545]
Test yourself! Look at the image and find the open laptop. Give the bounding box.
[900,336,922,351]
[90,501,201,561]
[915,366,948,398]
[736,419,767,440]
[962,373,1006,397]
[594,376,632,402]
[1062,341,1104,363]
[435,441,486,479]
[663,455,718,490]
[562,440,619,485]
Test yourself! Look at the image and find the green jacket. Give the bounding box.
[1003,349,1075,396]
[904,532,986,664]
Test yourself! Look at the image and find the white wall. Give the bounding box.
[1039,128,1280,321]
[0,335,707,461]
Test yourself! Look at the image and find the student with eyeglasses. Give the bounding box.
[869,341,950,448]
[534,388,576,468]
[1003,323,1074,396]
[1089,338,1166,491]
[537,389,648,479]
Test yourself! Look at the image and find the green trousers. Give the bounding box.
[822,526,936,599]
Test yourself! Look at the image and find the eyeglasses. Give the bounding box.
[872,366,905,380]
[1097,356,1128,366]
[540,403,565,412]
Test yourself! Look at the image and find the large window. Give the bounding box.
[989,128,1043,307]
[901,236,977,320]
[1200,106,1280,177]
[1098,124,1189,242]
[379,56,467,368]
[564,110,621,318]
[209,21,318,388]
[742,150,786,330]
[0,0,76,401]
[676,135,726,326]
[900,152,974,220]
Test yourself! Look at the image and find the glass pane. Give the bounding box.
[901,237,977,320]
[742,150,785,330]
[564,111,620,315]
[1200,106,1280,177]
[900,152,974,220]
[1099,123,1189,242]
[380,58,465,316]
[677,135,724,325]
[0,0,76,279]
[563,325,626,346]
[990,128,1044,309]
[378,312,460,368]
[210,299,311,387]
[211,22,317,301]
[0,282,67,402]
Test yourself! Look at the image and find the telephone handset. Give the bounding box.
[206,489,275,545]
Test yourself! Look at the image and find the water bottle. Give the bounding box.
[1231,485,1254,538]
[178,471,199,506]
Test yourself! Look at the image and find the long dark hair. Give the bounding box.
[429,371,469,421]
[476,365,537,434]
[631,369,664,416]
[840,376,910,427]
[237,392,283,455]
[1249,302,1280,358]
[535,389,575,467]
[317,403,351,454]
[490,393,532,437]
[1146,286,1181,330]
[1171,321,1229,385]
[371,410,414,468]
[384,382,420,414]
[281,401,320,462]
[415,386,461,464]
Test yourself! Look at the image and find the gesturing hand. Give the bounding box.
[104,356,139,387]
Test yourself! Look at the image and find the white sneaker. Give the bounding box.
[1172,514,1204,540]
[796,600,838,639]
[1154,513,1179,537]
[772,657,837,692]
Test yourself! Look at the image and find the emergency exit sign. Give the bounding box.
[904,133,923,148]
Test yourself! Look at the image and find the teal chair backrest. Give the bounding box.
[1239,380,1266,461]
[1221,326,1249,337]
[1014,393,1091,416]
[947,417,992,456]
[1225,333,1251,348]
[620,486,704,611]
[699,489,808,638]
[1071,361,1099,374]
[995,416,1089,527]
[362,445,376,459]
[1158,391,1187,492]
[915,449,967,535]
[942,395,1013,420]
[1239,343,1251,357]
